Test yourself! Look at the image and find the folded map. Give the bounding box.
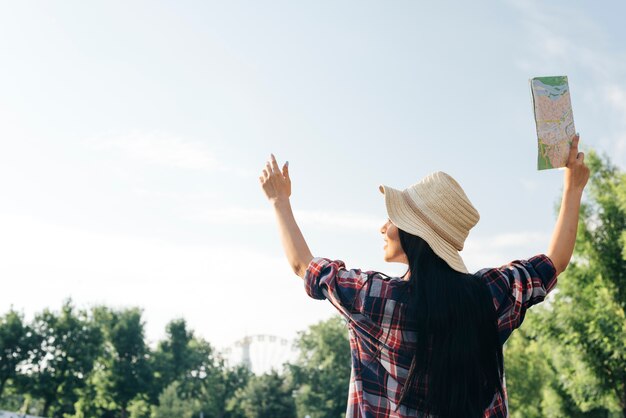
[530,76,576,170]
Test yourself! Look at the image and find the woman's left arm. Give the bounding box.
[259,154,313,278]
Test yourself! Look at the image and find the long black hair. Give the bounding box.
[396,229,504,417]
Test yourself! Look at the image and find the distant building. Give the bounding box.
[221,334,299,375]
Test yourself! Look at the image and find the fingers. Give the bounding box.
[567,133,580,165]
[270,153,281,174]
[577,151,585,162]
[260,154,286,182]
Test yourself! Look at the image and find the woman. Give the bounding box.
[259,135,589,417]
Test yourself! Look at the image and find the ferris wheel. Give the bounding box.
[220,334,299,375]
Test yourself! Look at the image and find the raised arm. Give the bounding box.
[546,134,590,276]
[259,154,314,278]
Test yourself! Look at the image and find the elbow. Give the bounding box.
[293,264,306,279]
[292,256,314,279]
[553,258,568,277]
[556,261,568,276]
[546,253,568,277]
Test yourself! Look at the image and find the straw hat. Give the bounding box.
[379,171,479,273]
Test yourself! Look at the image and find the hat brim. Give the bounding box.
[379,184,469,273]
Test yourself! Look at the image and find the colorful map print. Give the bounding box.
[530,76,576,170]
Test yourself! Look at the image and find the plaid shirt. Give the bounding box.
[304,254,557,418]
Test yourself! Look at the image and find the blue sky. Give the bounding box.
[1,0,625,367]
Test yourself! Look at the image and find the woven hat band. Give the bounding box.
[401,189,464,250]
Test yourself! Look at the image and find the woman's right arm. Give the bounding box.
[546,134,590,276]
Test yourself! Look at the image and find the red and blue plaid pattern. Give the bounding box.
[304,254,557,417]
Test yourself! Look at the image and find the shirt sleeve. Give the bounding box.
[478,254,557,344]
[304,257,388,347]
[304,257,370,312]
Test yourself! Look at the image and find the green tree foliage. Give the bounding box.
[151,319,220,401]
[92,307,153,418]
[150,318,251,418]
[506,151,626,418]
[0,302,256,418]
[151,319,194,400]
[150,363,252,418]
[0,309,38,399]
[287,315,351,418]
[504,311,610,418]
[151,382,199,418]
[228,370,296,418]
[125,395,152,418]
[194,360,251,418]
[21,300,102,418]
[68,371,115,418]
[544,151,626,416]
[504,314,550,418]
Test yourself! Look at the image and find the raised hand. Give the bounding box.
[259,153,291,203]
[564,133,590,192]
[259,154,313,277]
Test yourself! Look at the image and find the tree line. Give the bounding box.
[0,303,351,418]
[1,151,624,418]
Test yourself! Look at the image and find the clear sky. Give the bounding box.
[1,0,625,362]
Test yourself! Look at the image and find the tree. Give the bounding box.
[503,313,550,418]
[20,300,103,418]
[92,306,154,418]
[506,151,626,417]
[0,309,38,399]
[152,319,192,391]
[504,310,611,418]
[150,318,247,417]
[126,395,151,418]
[151,319,202,401]
[156,330,252,418]
[68,369,116,418]
[151,382,198,418]
[227,370,296,418]
[199,361,251,418]
[287,315,351,418]
[148,362,250,418]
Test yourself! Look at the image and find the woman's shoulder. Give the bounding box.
[362,270,411,300]
[364,269,410,285]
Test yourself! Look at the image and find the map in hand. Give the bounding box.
[530,76,576,170]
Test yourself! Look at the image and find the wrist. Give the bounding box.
[563,185,585,196]
[271,197,291,209]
